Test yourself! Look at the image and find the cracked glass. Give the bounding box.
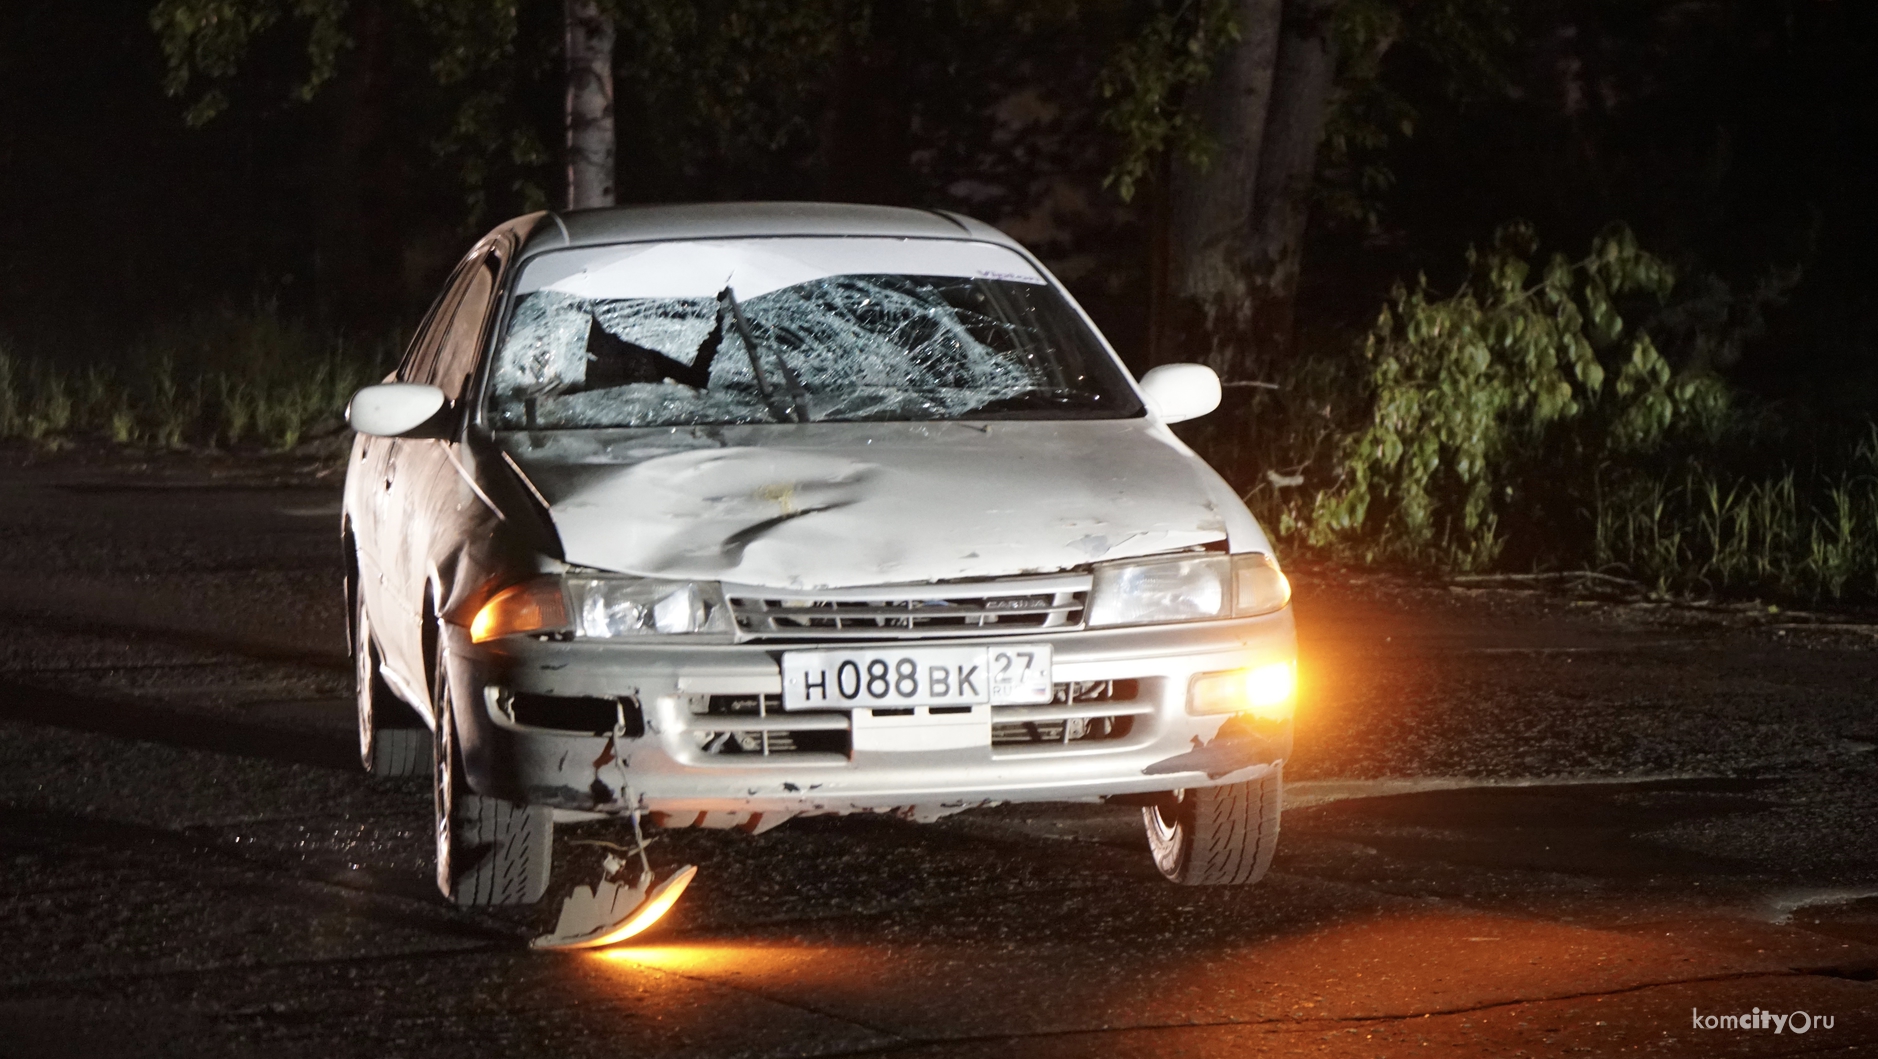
[485,237,1142,428]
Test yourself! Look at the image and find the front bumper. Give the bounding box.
[445,609,1296,816]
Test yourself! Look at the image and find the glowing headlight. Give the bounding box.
[564,577,731,638]
[1085,552,1291,628]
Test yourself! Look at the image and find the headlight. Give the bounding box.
[564,576,731,638]
[470,575,732,643]
[1085,552,1291,628]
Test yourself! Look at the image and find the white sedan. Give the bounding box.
[343,202,1298,907]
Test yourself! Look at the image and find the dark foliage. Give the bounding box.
[2,0,1875,422]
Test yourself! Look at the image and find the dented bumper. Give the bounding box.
[446,608,1296,817]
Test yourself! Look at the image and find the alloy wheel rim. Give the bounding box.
[1146,790,1184,844]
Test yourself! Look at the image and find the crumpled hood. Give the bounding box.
[499,420,1269,591]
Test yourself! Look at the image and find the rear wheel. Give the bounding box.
[1143,765,1282,886]
[355,593,426,778]
[431,647,552,906]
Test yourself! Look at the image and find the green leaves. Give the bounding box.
[408,0,520,84]
[151,0,351,124]
[149,0,519,117]
[1097,0,1241,202]
[1318,0,1514,228]
[1288,223,1718,570]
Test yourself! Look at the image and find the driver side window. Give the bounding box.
[398,256,476,387]
[430,252,502,401]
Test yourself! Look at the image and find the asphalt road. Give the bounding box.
[1,450,1875,1058]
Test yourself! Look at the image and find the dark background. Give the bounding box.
[4,0,1876,409]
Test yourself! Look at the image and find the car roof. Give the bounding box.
[512,201,1020,261]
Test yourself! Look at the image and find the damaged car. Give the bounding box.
[343,202,1298,910]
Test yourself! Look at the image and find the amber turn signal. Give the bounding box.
[471,579,571,643]
[1188,662,1297,722]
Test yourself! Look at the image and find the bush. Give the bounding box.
[1250,223,1875,603]
[1256,222,1724,568]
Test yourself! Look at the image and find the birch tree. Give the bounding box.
[151,0,616,210]
[564,0,615,208]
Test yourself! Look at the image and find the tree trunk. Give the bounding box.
[1166,0,1284,310]
[1154,0,1339,379]
[565,0,616,209]
[821,2,912,205]
[1157,0,1283,373]
[1244,0,1340,360]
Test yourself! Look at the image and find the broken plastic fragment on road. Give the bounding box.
[531,855,699,951]
[533,806,697,951]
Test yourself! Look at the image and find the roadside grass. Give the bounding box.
[0,305,391,452]
[1592,432,1878,601]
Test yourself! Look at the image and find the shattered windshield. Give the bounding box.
[484,237,1142,428]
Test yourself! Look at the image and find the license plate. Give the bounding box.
[782,644,1053,710]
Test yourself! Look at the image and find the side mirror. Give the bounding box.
[1139,363,1222,424]
[347,383,449,438]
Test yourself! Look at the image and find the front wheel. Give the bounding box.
[1143,765,1282,886]
[432,650,552,906]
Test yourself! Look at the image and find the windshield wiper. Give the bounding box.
[720,287,811,423]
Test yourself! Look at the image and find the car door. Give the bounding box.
[374,257,478,701]
[383,247,503,709]
[354,262,461,701]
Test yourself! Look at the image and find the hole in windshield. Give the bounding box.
[485,239,1142,429]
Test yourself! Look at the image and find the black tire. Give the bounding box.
[1143,765,1282,886]
[432,649,552,906]
[355,593,428,778]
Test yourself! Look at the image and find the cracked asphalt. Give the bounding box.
[1,450,1875,1058]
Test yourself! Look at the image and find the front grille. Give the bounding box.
[704,694,773,715]
[685,678,1144,758]
[991,680,1141,747]
[991,715,1133,746]
[691,694,850,757]
[729,579,1087,640]
[696,729,850,755]
[1046,679,1137,706]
